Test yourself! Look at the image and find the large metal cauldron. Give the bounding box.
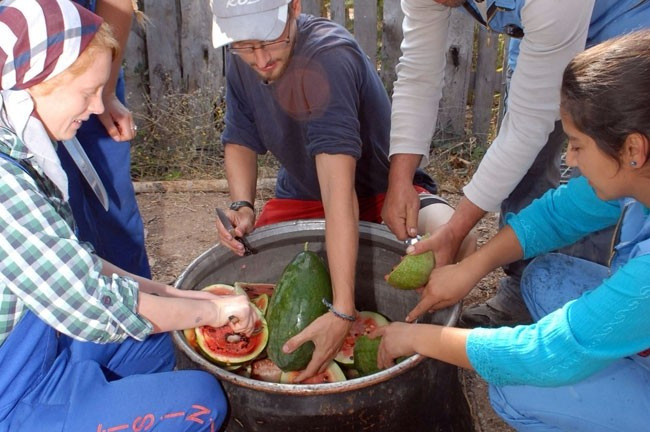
[173,220,472,432]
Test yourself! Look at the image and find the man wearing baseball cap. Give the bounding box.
[211,0,291,47]
[211,0,477,382]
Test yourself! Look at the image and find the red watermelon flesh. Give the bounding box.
[334,311,389,366]
[250,358,284,383]
[280,361,346,384]
[234,282,275,300]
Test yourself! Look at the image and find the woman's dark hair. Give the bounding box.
[561,29,650,162]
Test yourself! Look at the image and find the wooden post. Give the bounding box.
[471,26,499,144]
[143,0,182,102]
[380,0,404,98]
[436,8,474,140]
[353,0,378,67]
[301,0,322,17]
[124,17,147,117]
[178,0,224,95]
[329,0,346,25]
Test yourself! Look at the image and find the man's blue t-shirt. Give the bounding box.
[222,14,435,200]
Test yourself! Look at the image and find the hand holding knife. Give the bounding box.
[215,207,257,256]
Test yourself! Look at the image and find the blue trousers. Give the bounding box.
[57,72,151,278]
[0,312,228,431]
[489,254,650,431]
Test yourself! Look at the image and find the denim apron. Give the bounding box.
[0,312,63,431]
[0,311,229,431]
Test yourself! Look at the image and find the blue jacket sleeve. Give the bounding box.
[507,176,620,259]
[466,256,650,387]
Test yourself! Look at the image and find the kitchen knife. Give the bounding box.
[215,208,257,256]
[61,137,109,211]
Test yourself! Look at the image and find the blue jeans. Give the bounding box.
[489,254,650,431]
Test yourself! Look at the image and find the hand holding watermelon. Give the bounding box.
[281,311,353,382]
[210,294,258,335]
[368,321,418,369]
[405,260,482,323]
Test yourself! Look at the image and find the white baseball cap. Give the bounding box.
[211,0,291,48]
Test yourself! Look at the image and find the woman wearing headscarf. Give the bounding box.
[0,1,256,430]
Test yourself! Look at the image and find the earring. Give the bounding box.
[630,161,638,167]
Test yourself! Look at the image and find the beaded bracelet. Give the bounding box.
[322,298,356,322]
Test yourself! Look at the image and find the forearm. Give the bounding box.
[137,292,218,333]
[507,177,620,259]
[387,153,422,190]
[411,324,472,369]
[317,154,358,316]
[95,0,133,95]
[324,207,358,316]
[225,143,257,203]
[460,225,523,278]
[101,259,174,295]
[446,196,487,241]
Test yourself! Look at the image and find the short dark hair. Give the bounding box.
[561,29,650,163]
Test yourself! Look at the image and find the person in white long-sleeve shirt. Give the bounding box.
[383,0,650,327]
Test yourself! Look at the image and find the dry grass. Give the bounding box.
[130,89,489,189]
[131,90,284,182]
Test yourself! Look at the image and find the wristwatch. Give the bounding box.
[229,200,254,211]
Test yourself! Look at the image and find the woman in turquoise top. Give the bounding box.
[373,29,650,431]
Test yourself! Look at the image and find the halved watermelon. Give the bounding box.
[202,283,246,296]
[191,283,269,367]
[385,251,435,290]
[279,361,346,384]
[250,358,283,383]
[195,307,268,367]
[354,335,382,376]
[182,283,247,350]
[334,311,389,366]
[251,293,269,316]
[234,282,275,300]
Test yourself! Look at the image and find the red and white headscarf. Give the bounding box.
[0,0,102,90]
[0,0,102,198]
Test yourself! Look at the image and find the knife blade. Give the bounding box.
[215,208,257,256]
[61,137,109,211]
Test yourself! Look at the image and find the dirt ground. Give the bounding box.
[135,186,514,432]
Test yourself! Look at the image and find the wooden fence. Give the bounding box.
[124,0,508,145]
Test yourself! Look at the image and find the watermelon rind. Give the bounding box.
[385,251,435,290]
[353,335,382,377]
[266,245,332,371]
[201,283,246,296]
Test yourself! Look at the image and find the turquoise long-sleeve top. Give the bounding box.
[466,176,650,387]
